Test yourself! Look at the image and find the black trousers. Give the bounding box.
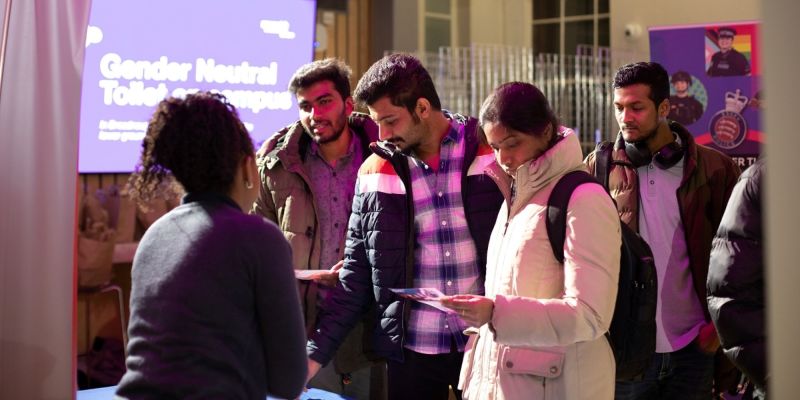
[387,343,464,400]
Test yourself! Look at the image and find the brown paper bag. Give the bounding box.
[78,185,117,288]
[114,188,137,244]
[77,235,115,288]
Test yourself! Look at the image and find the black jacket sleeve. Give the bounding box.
[307,183,375,365]
[707,159,766,389]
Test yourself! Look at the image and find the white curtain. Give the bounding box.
[0,0,91,398]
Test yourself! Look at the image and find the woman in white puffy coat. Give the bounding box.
[441,82,621,400]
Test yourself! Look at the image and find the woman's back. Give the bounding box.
[116,193,306,399]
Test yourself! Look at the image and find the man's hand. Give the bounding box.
[696,321,721,354]
[440,295,495,328]
[312,260,343,287]
[307,358,322,384]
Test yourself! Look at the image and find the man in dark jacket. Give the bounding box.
[585,62,740,399]
[306,54,503,400]
[253,58,383,399]
[708,158,767,399]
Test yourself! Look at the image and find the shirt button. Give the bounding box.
[438,191,444,197]
[335,248,339,253]
[441,220,447,226]
[550,366,559,374]
[506,361,514,368]
[445,251,451,257]
[446,280,452,286]
[334,223,339,228]
[444,324,449,329]
[333,197,338,201]
[650,180,655,185]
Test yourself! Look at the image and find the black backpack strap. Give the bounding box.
[546,171,600,263]
[594,141,613,190]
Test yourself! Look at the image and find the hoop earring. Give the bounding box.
[245,180,254,189]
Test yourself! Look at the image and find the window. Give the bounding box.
[532,0,609,56]
[422,0,457,52]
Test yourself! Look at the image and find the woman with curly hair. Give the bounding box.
[116,92,307,399]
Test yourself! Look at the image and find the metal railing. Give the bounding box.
[391,44,646,154]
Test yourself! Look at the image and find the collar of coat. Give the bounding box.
[368,110,473,162]
[612,120,699,183]
[257,112,379,171]
[486,127,585,211]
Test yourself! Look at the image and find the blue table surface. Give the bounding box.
[78,385,351,400]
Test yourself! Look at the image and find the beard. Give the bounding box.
[313,123,346,144]
[387,113,425,154]
[621,112,661,145]
[304,113,347,145]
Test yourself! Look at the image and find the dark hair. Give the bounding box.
[670,70,692,86]
[288,58,352,100]
[129,91,254,205]
[353,53,441,114]
[479,82,559,146]
[613,62,670,108]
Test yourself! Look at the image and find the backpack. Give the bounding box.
[545,142,657,381]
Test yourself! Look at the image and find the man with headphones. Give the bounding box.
[585,62,741,399]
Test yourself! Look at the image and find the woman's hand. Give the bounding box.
[440,295,494,328]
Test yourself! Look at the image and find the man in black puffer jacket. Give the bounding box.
[306,54,503,400]
[708,158,767,399]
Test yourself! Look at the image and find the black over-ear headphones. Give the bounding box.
[624,139,684,169]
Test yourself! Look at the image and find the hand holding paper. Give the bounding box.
[440,294,495,328]
[389,288,455,314]
[294,260,343,287]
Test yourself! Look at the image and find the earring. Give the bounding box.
[245,180,254,189]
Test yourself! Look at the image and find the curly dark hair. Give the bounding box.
[479,82,560,146]
[613,62,670,108]
[353,53,441,115]
[129,91,254,206]
[288,58,352,100]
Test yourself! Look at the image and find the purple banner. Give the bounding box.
[650,21,761,168]
[79,0,317,173]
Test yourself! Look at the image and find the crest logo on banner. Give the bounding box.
[709,90,748,150]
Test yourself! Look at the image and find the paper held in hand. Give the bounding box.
[389,287,455,314]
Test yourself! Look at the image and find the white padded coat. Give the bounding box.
[459,129,621,400]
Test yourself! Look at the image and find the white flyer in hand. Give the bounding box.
[389,287,455,314]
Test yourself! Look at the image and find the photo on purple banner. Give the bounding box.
[705,26,753,77]
[668,70,707,125]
